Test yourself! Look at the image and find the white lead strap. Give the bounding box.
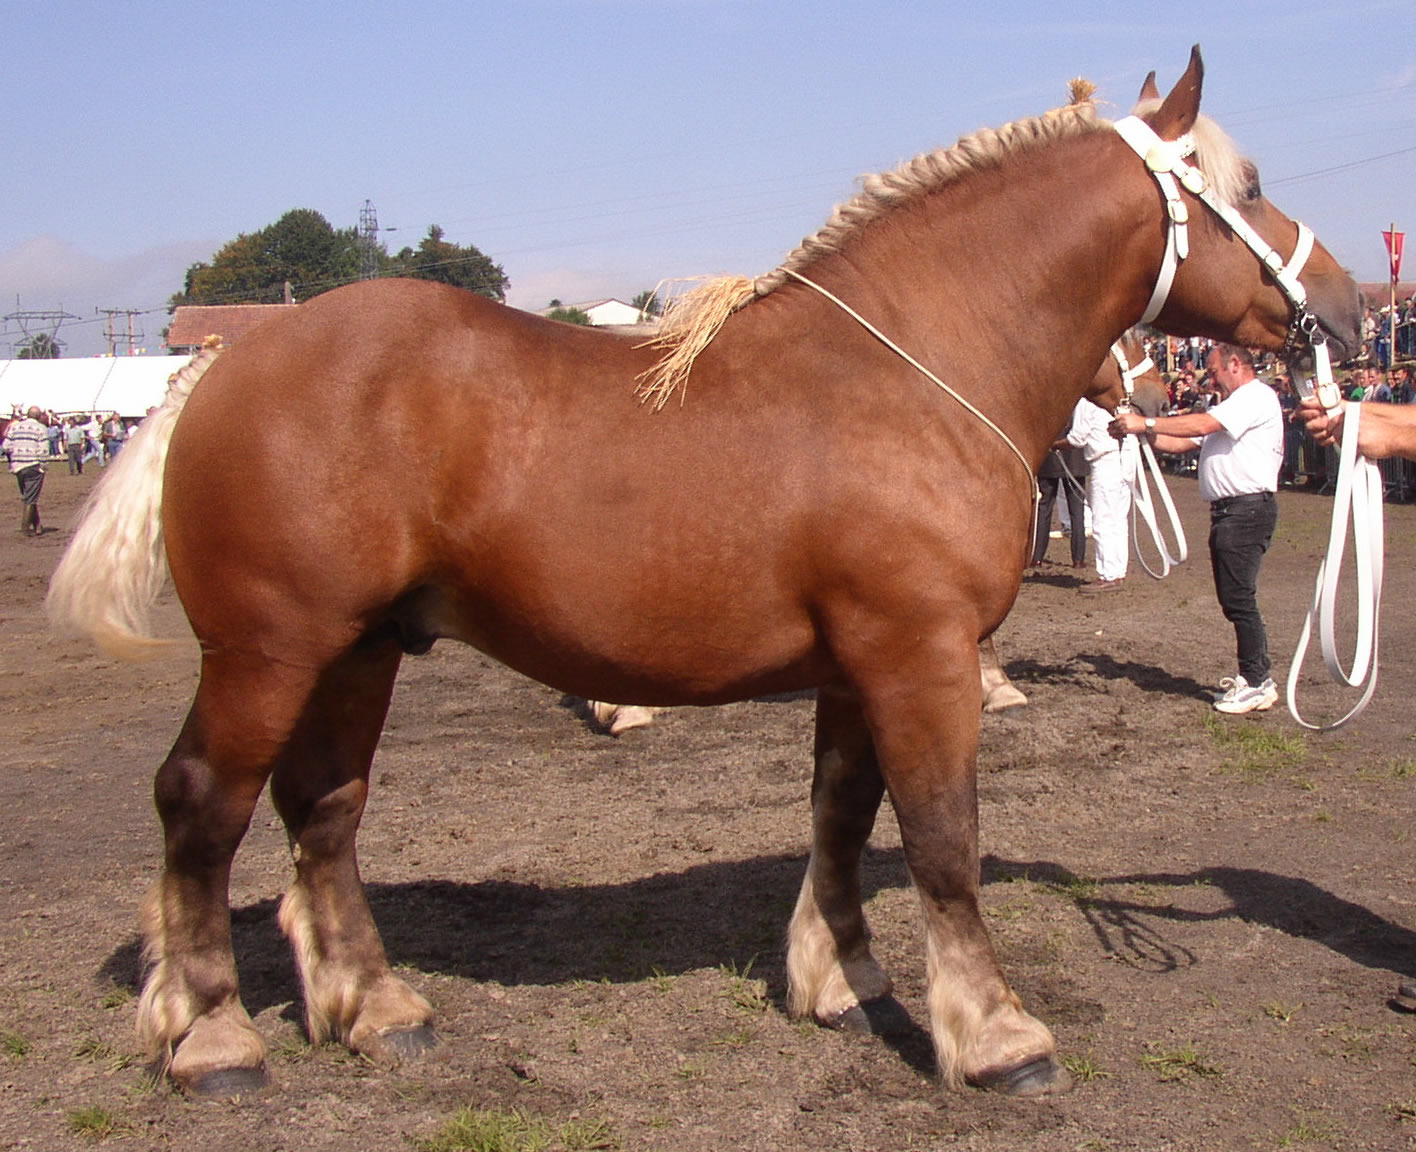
[1128,438,1188,578]
[1286,399,1385,730]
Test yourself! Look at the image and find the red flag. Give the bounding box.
[1383,229,1404,282]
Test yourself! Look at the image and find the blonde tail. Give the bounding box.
[46,338,223,660]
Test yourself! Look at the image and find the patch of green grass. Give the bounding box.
[1278,1109,1340,1146]
[1392,758,1416,779]
[73,1037,134,1071]
[67,1105,129,1141]
[1,1028,31,1058]
[98,987,132,1010]
[1061,1051,1111,1082]
[1139,1041,1223,1082]
[714,1025,756,1049]
[414,1107,618,1152]
[719,957,768,1014]
[1042,871,1101,904]
[1262,1000,1302,1025]
[1204,713,1308,780]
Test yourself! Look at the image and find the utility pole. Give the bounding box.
[97,308,145,356]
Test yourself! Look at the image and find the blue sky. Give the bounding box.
[4,0,1413,357]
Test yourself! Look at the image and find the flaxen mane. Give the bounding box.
[638,81,1248,409]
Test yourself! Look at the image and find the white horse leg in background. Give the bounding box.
[589,634,1027,736]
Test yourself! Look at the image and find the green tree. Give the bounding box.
[170,209,360,308]
[170,211,508,312]
[390,225,508,301]
[16,332,61,359]
[546,305,591,325]
[631,289,663,318]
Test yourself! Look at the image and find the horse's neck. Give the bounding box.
[791,130,1157,463]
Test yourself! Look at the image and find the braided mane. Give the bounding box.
[637,94,1104,408]
[637,79,1252,410]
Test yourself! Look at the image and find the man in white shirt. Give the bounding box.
[1112,345,1283,714]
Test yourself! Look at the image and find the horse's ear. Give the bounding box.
[1138,70,1159,102]
[1150,44,1203,139]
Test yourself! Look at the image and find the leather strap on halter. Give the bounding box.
[1112,115,1318,333]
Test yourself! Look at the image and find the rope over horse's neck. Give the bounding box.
[776,265,1041,562]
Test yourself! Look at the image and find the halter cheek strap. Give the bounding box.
[1112,115,1319,343]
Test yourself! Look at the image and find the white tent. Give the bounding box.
[0,355,191,418]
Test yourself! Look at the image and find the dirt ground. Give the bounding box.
[5,464,1416,1151]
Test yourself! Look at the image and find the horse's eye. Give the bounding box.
[1241,161,1262,202]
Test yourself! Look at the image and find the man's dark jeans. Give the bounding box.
[1209,492,1277,685]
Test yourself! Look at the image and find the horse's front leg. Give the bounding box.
[866,628,1069,1096]
[786,685,902,1032]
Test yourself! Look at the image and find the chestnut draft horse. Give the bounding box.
[49,48,1359,1100]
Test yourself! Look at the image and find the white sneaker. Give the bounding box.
[1213,675,1278,714]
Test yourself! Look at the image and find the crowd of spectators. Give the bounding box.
[1142,307,1416,498]
[2,408,136,475]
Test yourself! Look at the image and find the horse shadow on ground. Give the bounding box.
[97,848,1416,1072]
[1004,652,1212,701]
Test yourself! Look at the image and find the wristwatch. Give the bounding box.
[1144,417,1157,431]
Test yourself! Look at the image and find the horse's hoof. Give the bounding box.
[608,705,654,735]
[380,1024,439,1061]
[982,684,1028,713]
[827,996,913,1036]
[181,1064,269,1099]
[1390,980,1416,1013]
[969,1055,1072,1097]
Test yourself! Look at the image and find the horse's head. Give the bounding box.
[1121,47,1361,364]
[1084,333,1166,415]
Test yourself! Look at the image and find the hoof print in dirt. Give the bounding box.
[969,1055,1072,1098]
[828,996,914,1037]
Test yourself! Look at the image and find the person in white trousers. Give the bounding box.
[1067,397,1137,592]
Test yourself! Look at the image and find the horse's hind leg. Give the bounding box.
[786,685,900,1032]
[140,652,315,1096]
[268,638,435,1065]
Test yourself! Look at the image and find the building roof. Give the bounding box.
[166,304,297,350]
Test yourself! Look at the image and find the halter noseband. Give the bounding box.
[1111,115,1338,410]
[1108,341,1154,411]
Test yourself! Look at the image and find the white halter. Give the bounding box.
[1111,116,1318,332]
[1113,114,1380,730]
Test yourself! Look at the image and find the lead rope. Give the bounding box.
[1110,345,1188,577]
[777,266,1041,565]
[1286,388,1386,730]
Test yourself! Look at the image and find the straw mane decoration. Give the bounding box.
[637,79,1250,409]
